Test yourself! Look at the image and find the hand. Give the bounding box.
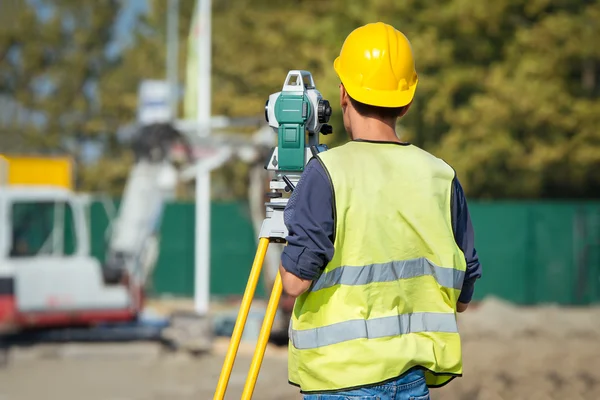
[279,265,312,297]
[456,302,469,313]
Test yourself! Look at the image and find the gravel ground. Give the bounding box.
[0,297,599,400]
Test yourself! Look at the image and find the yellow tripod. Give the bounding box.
[213,69,332,399]
[213,236,284,400]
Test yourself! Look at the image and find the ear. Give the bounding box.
[398,101,413,118]
[339,84,349,111]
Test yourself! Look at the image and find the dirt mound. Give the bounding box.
[458,296,600,340]
[436,297,600,400]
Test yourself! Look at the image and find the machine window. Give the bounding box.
[10,201,78,257]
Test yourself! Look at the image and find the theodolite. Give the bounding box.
[260,70,333,242]
[213,70,333,400]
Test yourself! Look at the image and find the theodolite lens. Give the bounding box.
[265,99,270,123]
[318,99,332,123]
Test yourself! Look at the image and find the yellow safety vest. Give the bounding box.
[288,140,467,393]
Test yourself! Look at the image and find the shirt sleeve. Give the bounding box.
[281,158,335,280]
[451,177,482,304]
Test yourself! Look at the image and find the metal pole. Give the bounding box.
[195,0,211,316]
[167,0,179,118]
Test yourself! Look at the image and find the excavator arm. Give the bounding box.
[102,123,193,287]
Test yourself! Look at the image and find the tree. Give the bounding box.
[409,0,600,198]
[0,0,126,192]
[206,0,600,198]
[5,0,600,199]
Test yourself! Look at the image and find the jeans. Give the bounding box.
[302,368,430,400]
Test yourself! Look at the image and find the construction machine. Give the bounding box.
[0,123,192,345]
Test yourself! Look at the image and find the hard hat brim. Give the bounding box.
[334,56,418,108]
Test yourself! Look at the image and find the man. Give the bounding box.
[278,22,482,399]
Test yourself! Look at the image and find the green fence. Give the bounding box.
[468,201,600,305]
[89,200,600,305]
[89,200,267,299]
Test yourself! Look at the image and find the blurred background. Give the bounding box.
[0,0,599,399]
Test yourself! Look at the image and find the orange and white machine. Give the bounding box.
[0,134,187,337]
[0,155,142,334]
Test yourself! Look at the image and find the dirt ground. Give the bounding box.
[0,297,599,400]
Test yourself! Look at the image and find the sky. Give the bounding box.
[108,0,149,58]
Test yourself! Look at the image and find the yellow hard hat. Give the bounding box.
[334,22,418,108]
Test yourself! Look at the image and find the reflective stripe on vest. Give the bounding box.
[310,257,465,293]
[290,311,458,350]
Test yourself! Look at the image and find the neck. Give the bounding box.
[350,115,400,142]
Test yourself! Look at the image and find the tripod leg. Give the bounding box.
[213,237,270,400]
[240,270,284,399]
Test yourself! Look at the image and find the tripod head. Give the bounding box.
[260,70,333,242]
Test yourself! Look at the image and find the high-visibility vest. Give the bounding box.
[288,140,467,393]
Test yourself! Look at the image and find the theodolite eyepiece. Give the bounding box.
[317,99,332,124]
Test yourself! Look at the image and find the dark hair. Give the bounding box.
[349,95,407,120]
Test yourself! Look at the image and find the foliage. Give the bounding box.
[208,0,600,199]
[2,0,600,198]
[408,0,600,198]
[0,0,126,193]
[1,0,117,139]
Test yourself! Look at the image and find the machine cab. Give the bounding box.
[0,186,89,261]
[0,186,131,326]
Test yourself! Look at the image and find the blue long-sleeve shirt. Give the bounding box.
[281,151,482,304]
